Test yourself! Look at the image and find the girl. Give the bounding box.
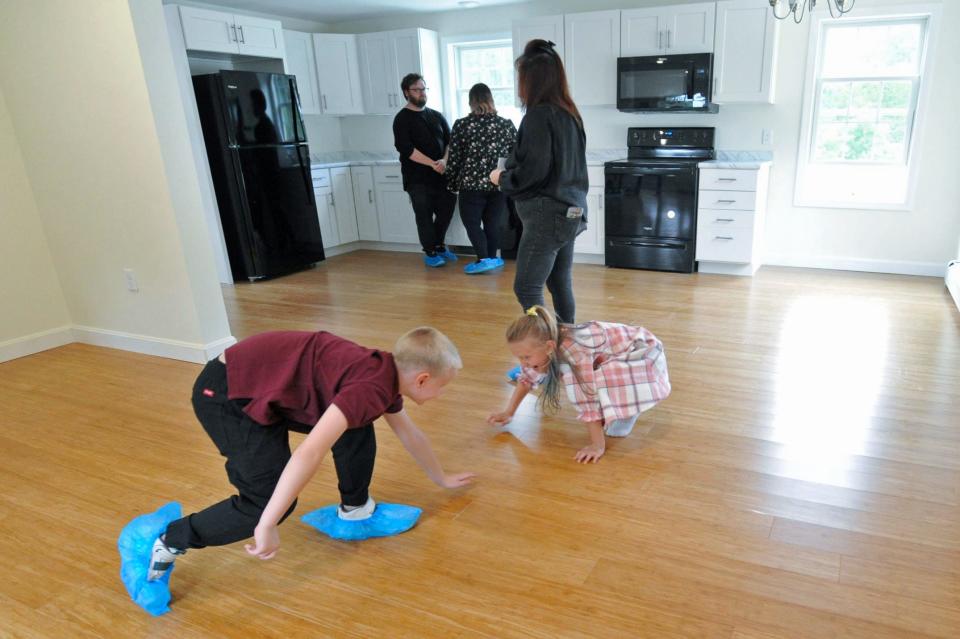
[488,306,671,463]
[444,82,517,274]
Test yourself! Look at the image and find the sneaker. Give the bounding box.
[437,247,458,262]
[338,496,376,521]
[146,535,185,582]
[506,365,522,382]
[423,254,446,268]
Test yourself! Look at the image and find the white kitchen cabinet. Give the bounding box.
[446,205,471,248]
[512,15,565,61]
[351,166,380,241]
[696,165,770,275]
[312,168,340,248]
[712,0,779,104]
[283,30,322,115]
[331,167,359,245]
[576,166,606,255]
[313,34,365,115]
[234,14,285,58]
[621,2,715,56]
[358,29,441,115]
[374,166,419,243]
[179,6,283,58]
[564,10,621,107]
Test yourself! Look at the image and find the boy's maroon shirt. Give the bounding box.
[223,331,403,429]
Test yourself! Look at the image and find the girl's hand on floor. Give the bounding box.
[574,444,605,464]
[487,411,513,426]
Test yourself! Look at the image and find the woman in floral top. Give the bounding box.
[444,83,517,274]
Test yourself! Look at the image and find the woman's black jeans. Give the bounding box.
[163,359,376,550]
[458,190,507,260]
[513,196,585,324]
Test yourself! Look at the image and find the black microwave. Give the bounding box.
[617,53,717,113]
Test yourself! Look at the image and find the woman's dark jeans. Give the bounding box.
[513,196,585,324]
[458,190,507,260]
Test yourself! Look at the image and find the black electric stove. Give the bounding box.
[604,127,715,273]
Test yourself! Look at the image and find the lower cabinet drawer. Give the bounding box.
[374,165,403,183]
[696,209,755,230]
[696,225,754,263]
[697,189,756,211]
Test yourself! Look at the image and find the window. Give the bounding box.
[794,6,938,209]
[445,37,521,126]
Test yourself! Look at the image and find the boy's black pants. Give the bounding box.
[163,359,376,550]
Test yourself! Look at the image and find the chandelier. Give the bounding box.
[769,0,857,23]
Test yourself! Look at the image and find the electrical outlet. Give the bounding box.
[762,128,773,146]
[123,268,139,292]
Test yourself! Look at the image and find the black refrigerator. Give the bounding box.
[193,71,325,281]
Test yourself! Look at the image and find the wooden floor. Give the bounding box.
[2,250,960,638]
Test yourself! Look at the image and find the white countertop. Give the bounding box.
[308,149,772,170]
[309,148,627,169]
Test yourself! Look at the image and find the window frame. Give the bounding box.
[440,32,517,123]
[793,4,940,211]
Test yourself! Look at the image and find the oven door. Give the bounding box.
[604,163,698,241]
[617,54,713,112]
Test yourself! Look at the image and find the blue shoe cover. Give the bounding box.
[117,502,181,616]
[301,502,422,541]
[424,254,446,268]
[438,248,458,262]
[506,365,522,382]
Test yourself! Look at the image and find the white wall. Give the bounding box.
[0,86,73,358]
[0,0,233,362]
[330,0,960,276]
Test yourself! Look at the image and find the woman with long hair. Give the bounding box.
[444,83,517,274]
[490,39,588,324]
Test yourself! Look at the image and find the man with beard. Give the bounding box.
[392,73,457,267]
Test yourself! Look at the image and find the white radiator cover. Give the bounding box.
[947,261,960,313]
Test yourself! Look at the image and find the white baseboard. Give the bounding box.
[763,254,945,277]
[0,326,75,363]
[72,326,235,364]
[947,261,960,313]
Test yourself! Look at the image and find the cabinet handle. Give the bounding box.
[385,175,399,179]
[322,94,328,110]
[667,29,671,49]
[715,236,734,240]
[716,199,736,204]
[238,25,245,44]
[715,217,735,222]
[717,178,737,182]
[328,193,335,207]
[599,194,603,209]
[658,30,663,49]
[368,189,374,203]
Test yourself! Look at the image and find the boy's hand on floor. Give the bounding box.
[439,472,477,489]
[574,445,605,464]
[487,411,513,426]
[244,523,280,560]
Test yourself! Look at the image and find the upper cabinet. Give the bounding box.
[283,30,322,115]
[564,10,621,107]
[179,6,284,58]
[313,34,364,115]
[621,2,715,56]
[512,15,565,61]
[358,28,441,115]
[713,0,779,103]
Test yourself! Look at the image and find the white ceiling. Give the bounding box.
[192,0,524,24]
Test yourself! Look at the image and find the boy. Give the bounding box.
[146,326,475,581]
